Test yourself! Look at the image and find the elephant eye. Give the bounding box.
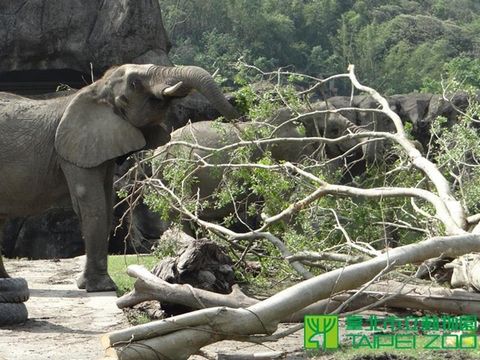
[130,79,140,90]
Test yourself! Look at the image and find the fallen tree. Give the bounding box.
[116,264,480,322]
[103,234,480,359]
[104,65,480,358]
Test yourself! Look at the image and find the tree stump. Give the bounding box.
[152,229,235,294]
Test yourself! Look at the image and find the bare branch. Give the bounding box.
[286,251,369,264]
[104,233,480,359]
[348,64,466,229]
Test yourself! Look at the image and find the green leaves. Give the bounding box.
[422,57,480,94]
[146,1,480,287]
[162,0,480,94]
[430,109,480,214]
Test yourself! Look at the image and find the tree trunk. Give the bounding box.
[102,234,480,359]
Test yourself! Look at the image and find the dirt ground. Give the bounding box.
[0,257,125,360]
[0,257,309,360]
[0,257,318,360]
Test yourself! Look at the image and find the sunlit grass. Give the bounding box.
[108,254,157,296]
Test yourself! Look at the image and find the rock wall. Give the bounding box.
[3,209,83,259]
[0,0,172,75]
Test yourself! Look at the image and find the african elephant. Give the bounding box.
[152,109,312,225]
[308,95,434,169]
[126,106,382,243]
[354,92,475,149]
[126,106,372,242]
[0,64,238,291]
[293,102,378,179]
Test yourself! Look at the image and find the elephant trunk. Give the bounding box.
[150,65,240,120]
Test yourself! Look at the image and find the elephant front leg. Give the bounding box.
[75,212,116,292]
[63,163,116,292]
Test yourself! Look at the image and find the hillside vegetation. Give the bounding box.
[162,0,480,94]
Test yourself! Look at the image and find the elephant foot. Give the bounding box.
[76,273,87,289]
[76,272,117,292]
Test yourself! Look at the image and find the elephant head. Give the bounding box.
[55,64,239,168]
[390,93,433,144]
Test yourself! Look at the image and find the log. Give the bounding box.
[102,307,228,349]
[151,229,235,294]
[116,265,256,310]
[104,324,225,359]
[286,251,369,264]
[103,234,480,360]
[283,280,480,321]
[415,256,453,281]
[329,280,480,315]
[448,253,480,291]
[104,283,480,358]
[217,352,285,359]
[109,266,480,349]
[118,265,480,321]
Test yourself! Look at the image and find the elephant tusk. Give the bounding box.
[158,122,172,133]
[162,81,184,96]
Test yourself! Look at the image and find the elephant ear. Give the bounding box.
[55,86,146,168]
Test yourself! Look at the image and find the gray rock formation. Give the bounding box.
[0,0,172,75]
[3,208,83,259]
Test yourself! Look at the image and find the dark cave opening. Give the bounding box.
[0,69,90,95]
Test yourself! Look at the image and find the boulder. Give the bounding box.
[0,0,172,75]
[3,208,83,259]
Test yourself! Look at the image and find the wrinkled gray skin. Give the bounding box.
[303,97,429,176]
[153,106,371,222]
[0,64,238,291]
[323,93,474,149]
[154,109,311,222]
[303,92,476,180]
[320,93,434,131]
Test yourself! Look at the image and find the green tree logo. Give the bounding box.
[304,315,339,349]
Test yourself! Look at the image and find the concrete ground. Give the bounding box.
[0,256,125,360]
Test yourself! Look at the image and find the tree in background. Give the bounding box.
[161,0,479,94]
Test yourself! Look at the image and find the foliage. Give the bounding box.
[419,56,480,216]
[144,65,480,288]
[422,57,480,93]
[151,226,184,259]
[430,113,480,215]
[134,2,480,288]
[161,0,480,94]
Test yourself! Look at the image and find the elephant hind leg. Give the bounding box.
[0,256,10,278]
[0,220,10,278]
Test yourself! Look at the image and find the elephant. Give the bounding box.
[327,92,473,150]
[149,109,313,229]
[131,89,469,242]
[309,94,456,168]
[1,87,237,259]
[125,104,396,243]
[293,101,380,178]
[122,105,373,242]
[0,64,238,292]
